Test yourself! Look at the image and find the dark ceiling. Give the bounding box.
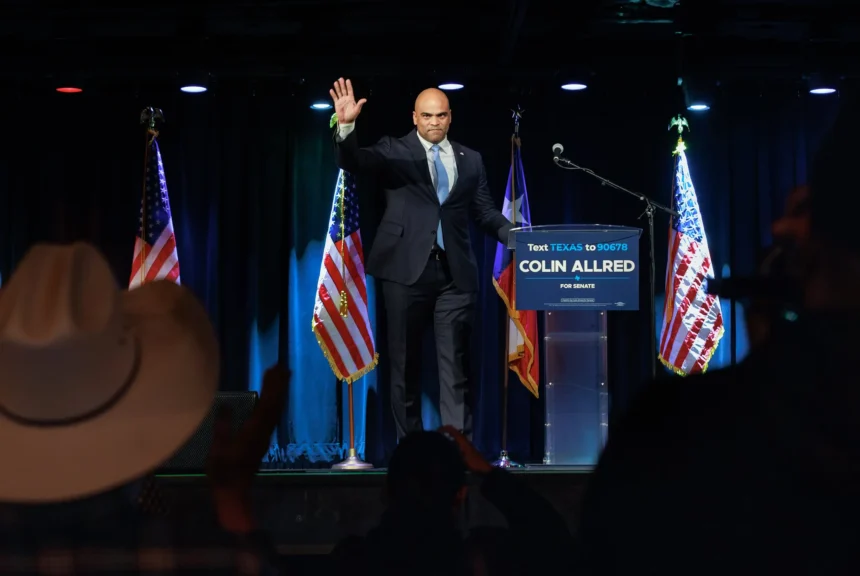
[3,0,859,83]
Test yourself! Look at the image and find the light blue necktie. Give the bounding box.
[431,144,450,250]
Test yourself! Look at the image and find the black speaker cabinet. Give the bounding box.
[160,391,259,473]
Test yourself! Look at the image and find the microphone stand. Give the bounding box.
[552,156,678,380]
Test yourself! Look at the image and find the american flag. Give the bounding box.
[312,170,378,383]
[129,135,180,288]
[492,139,539,397]
[658,145,724,375]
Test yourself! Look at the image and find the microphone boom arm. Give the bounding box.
[552,154,678,381]
[553,156,677,218]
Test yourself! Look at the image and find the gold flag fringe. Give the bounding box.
[657,323,724,377]
[312,322,379,384]
[492,276,539,398]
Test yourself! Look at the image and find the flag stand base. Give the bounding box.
[492,450,522,468]
[332,448,373,470]
[333,381,373,470]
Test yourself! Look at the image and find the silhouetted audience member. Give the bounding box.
[0,243,287,575]
[578,102,860,574]
[772,183,810,245]
[746,184,810,345]
[332,427,572,575]
[741,244,801,348]
[714,184,809,347]
[362,430,471,575]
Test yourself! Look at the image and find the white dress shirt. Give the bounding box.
[337,122,458,199]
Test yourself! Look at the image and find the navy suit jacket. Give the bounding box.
[335,128,512,292]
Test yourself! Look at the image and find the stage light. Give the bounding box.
[681,78,714,112]
[438,83,464,90]
[561,83,587,91]
[310,102,332,110]
[807,73,838,95]
[56,87,82,94]
[179,71,210,94]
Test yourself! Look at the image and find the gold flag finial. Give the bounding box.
[511,106,524,138]
[668,115,689,155]
[668,115,689,135]
[140,107,165,142]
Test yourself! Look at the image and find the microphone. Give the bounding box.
[552,143,564,161]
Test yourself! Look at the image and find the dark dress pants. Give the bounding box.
[382,252,477,440]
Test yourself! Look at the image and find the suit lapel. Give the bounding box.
[403,130,438,202]
[450,141,466,197]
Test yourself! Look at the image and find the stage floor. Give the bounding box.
[155,466,592,555]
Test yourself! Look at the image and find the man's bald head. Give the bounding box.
[412,88,452,144]
[414,88,449,111]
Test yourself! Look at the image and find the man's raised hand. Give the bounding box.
[330,78,367,124]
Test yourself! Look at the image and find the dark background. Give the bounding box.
[0,0,850,466]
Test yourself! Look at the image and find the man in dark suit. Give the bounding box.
[329,77,512,439]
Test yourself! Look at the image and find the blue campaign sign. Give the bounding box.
[514,228,642,311]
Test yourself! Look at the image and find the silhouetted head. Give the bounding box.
[413,88,451,144]
[386,431,467,518]
[772,184,810,246]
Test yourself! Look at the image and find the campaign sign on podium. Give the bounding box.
[513,227,642,311]
[508,225,642,466]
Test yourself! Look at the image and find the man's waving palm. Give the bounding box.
[330,78,367,124]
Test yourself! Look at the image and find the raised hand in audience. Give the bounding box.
[439,425,493,474]
[207,364,289,533]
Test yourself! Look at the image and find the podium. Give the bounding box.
[508,224,643,466]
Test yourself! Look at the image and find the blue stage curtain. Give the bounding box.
[160,88,377,467]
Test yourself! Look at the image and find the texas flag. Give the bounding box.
[492,139,540,397]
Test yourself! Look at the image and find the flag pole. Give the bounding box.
[331,172,372,470]
[333,374,372,470]
[133,108,168,517]
[492,107,524,469]
[330,112,373,471]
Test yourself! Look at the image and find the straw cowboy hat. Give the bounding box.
[0,242,218,502]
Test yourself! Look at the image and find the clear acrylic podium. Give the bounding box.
[508,224,641,466]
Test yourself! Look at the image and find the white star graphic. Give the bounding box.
[502,194,529,226]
